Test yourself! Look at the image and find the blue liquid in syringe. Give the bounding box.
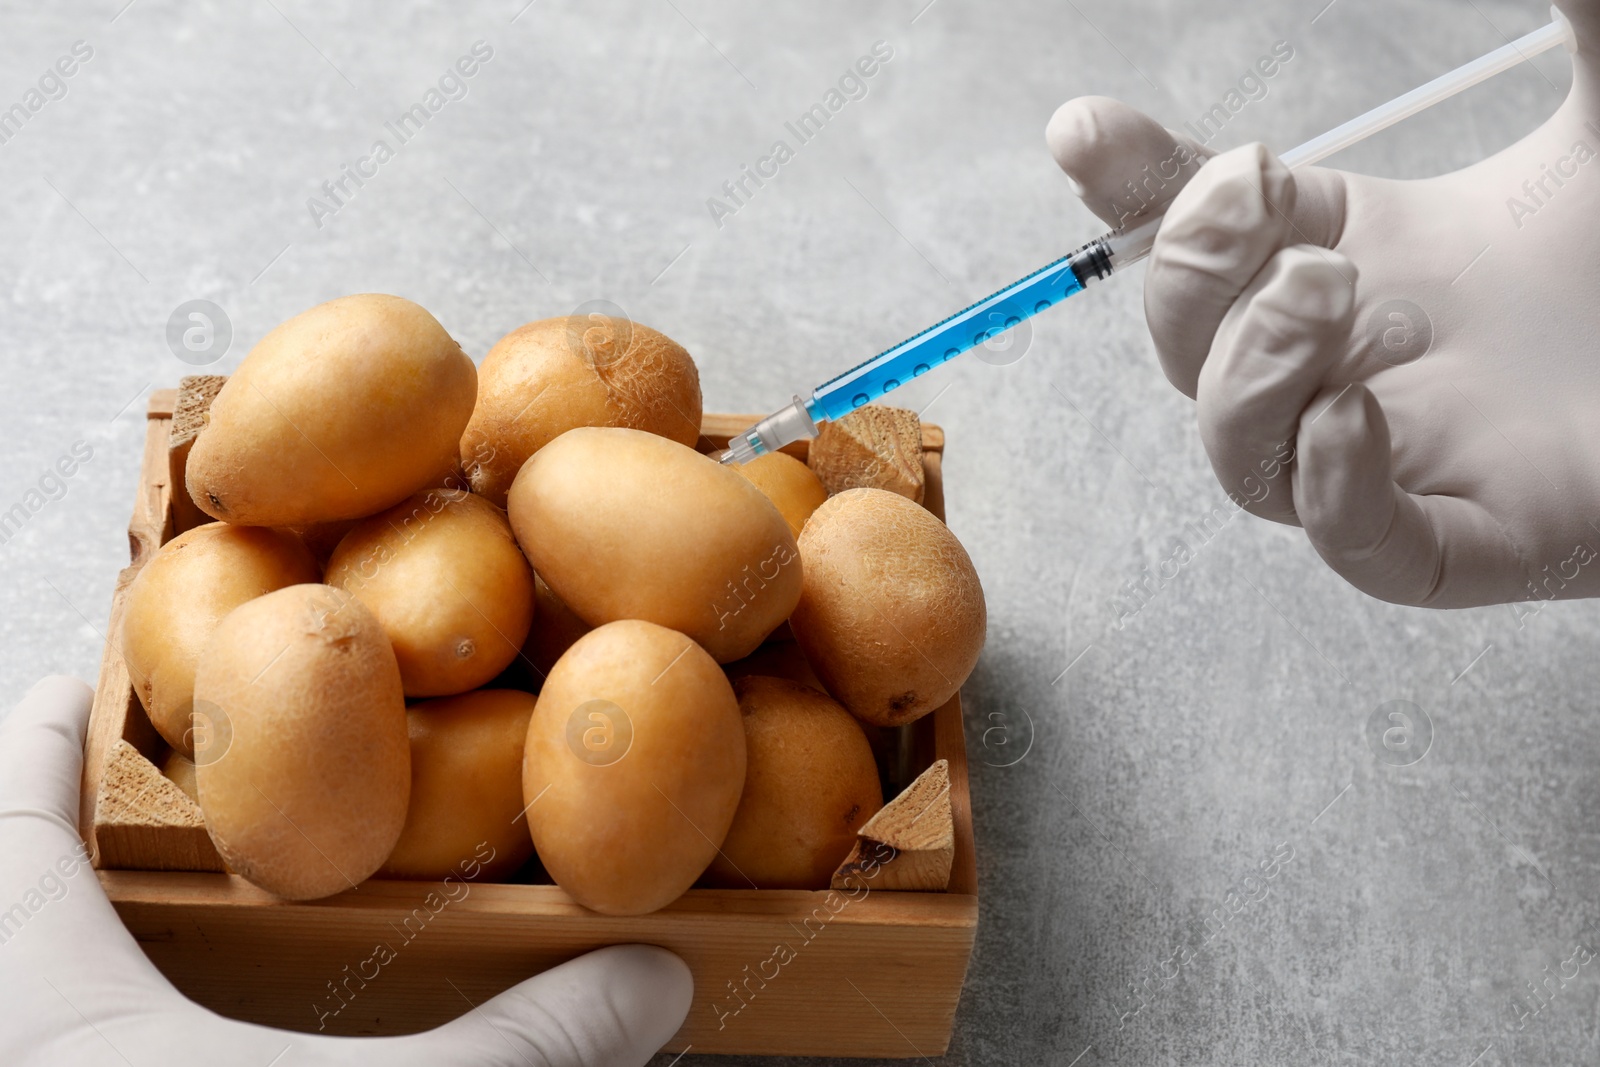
[807,250,1088,421]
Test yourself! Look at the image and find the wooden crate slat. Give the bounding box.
[80,397,178,862]
[106,871,974,1055]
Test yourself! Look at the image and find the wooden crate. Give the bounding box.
[81,389,978,1058]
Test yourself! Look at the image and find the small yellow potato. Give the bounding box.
[706,676,882,890]
[460,315,702,507]
[380,690,537,881]
[523,620,745,915]
[521,573,592,684]
[161,751,199,805]
[325,489,535,697]
[187,294,477,527]
[790,488,986,727]
[508,427,800,663]
[733,452,828,537]
[193,584,410,901]
[120,523,320,755]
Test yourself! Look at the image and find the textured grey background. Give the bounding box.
[1,0,1594,1064]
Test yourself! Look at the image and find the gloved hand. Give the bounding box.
[1048,0,1600,607]
[0,676,692,1067]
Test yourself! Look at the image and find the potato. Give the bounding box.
[521,573,592,684]
[461,315,702,507]
[120,523,319,755]
[380,690,537,881]
[706,676,882,889]
[733,452,828,537]
[161,751,199,805]
[508,427,801,663]
[325,488,535,697]
[523,620,745,915]
[790,488,986,727]
[193,584,409,900]
[186,294,477,527]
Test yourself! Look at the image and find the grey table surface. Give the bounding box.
[2,0,1595,1064]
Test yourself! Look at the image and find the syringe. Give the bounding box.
[718,10,1575,465]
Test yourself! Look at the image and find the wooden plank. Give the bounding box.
[81,403,175,862]
[923,449,947,527]
[148,388,178,419]
[833,759,953,892]
[935,701,976,898]
[95,741,225,872]
[104,871,977,1056]
[808,406,926,503]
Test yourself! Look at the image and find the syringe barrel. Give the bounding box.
[1064,214,1162,290]
[1101,215,1163,272]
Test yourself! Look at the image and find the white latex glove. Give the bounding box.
[1048,0,1600,607]
[0,676,692,1067]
